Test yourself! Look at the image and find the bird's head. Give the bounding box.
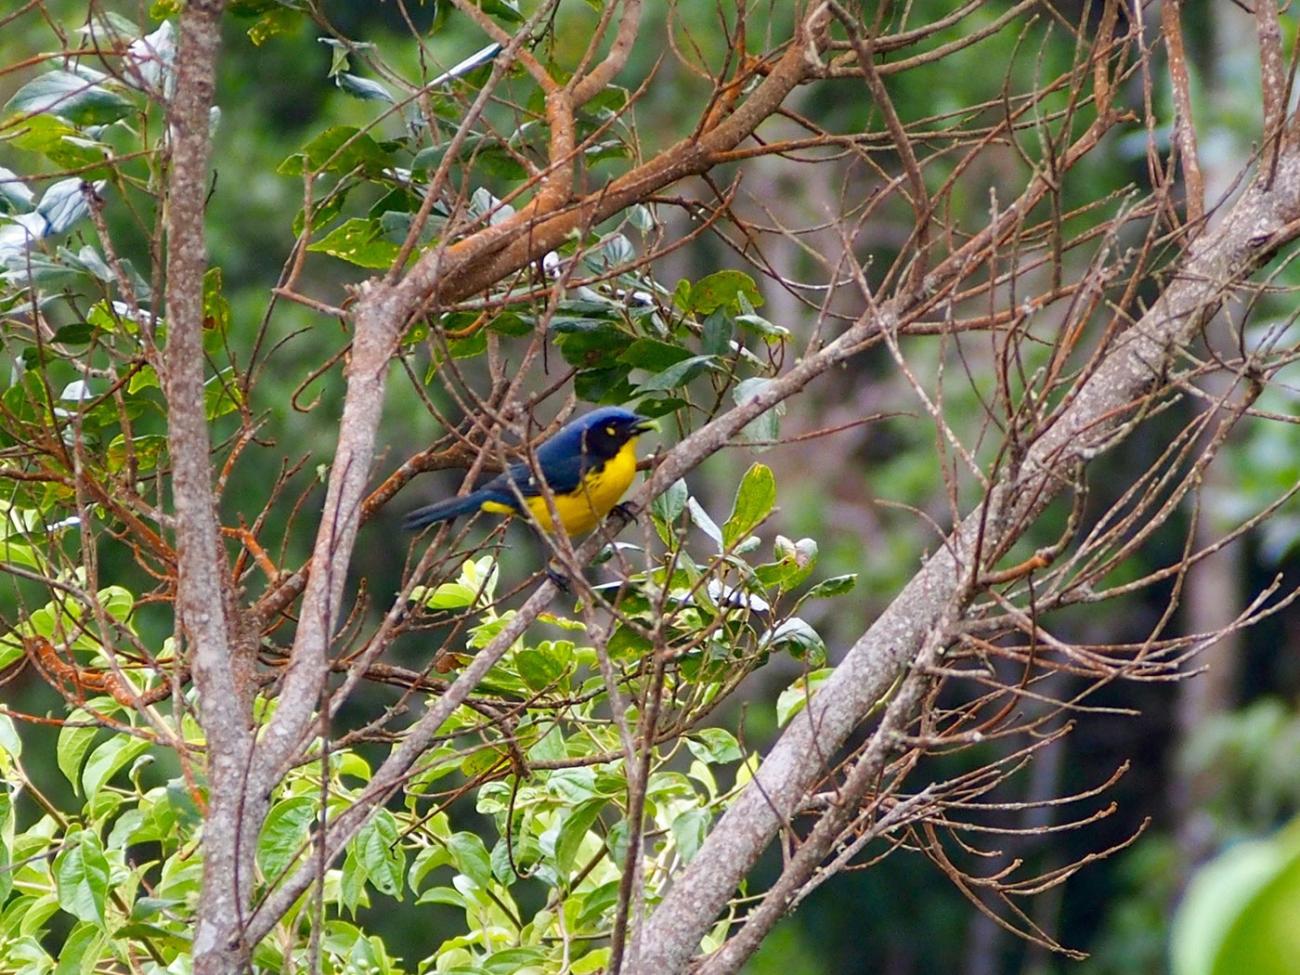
[570,407,657,460]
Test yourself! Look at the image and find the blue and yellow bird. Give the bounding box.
[403,408,656,536]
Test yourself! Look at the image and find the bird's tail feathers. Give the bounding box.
[402,491,495,531]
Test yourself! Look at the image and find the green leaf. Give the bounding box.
[317,35,355,77]
[483,947,547,974]
[127,366,159,394]
[279,125,390,177]
[575,365,634,403]
[202,266,230,337]
[81,736,150,796]
[257,796,316,880]
[0,714,20,761]
[0,168,34,214]
[107,434,166,474]
[576,879,621,929]
[5,71,133,126]
[356,810,405,897]
[516,646,567,691]
[476,0,524,23]
[618,338,692,372]
[306,217,400,268]
[763,617,826,664]
[339,848,368,917]
[334,751,371,783]
[204,368,242,420]
[805,574,857,599]
[736,312,789,341]
[247,6,299,45]
[0,539,39,570]
[51,322,95,346]
[722,463,776,548]
[0,858,11,922]
[1173,821,1300,975]
[98,585,133,622]
[408,844,450,894]
[607,623,653,660]
[446,831,492,888]
[552,318,633,367]
[555,799,605,877]
[687,270,763,315]
[54,830,109,923]
[573,948,612,974]
[687,497,724,550]
[57,722,99,793]
[671,807,711,863]
[733,377,784,450]
[755,535,819,591]
[685,728,742,764]
[415,885,466,907]
[415,581,476,610]
[6,115,107,170]
[776,668,833,727]
[651,478,688,526]
[700,308,733,356]
[636,355,716,393]
[53,920,104,975]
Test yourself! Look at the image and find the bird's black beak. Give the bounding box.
[631,416,658,436]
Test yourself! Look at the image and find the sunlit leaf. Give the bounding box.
[248,7,299,45]
[475,0,524,24]
[6,115,108,171]
[54,830,109,923]
[258,797,316,880]
[555,798,605,877]
[722,463,775,548]
[671,807,711,863]
[306,217,400,268]
[204,368,242,420]
[0,714,20,761]
[776,668,833,727]
[685,728,741,764]
[446,831,492,888]
[356,810,404,897]
[687,270,763,314]
[1173,820,1300,975]
[82,736,151,796]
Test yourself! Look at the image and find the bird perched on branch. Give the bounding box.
[403,408,657,536]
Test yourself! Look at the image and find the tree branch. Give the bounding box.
[160,3,255,973]
[629,150,1300,975]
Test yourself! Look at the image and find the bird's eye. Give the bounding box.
[605,425,616,436]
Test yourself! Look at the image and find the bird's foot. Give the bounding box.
[545,562,572,592]
[613,502,638,523]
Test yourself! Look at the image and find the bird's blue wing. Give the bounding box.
[485,451,588,498]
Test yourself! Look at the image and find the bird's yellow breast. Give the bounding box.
[485,437,640,535]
